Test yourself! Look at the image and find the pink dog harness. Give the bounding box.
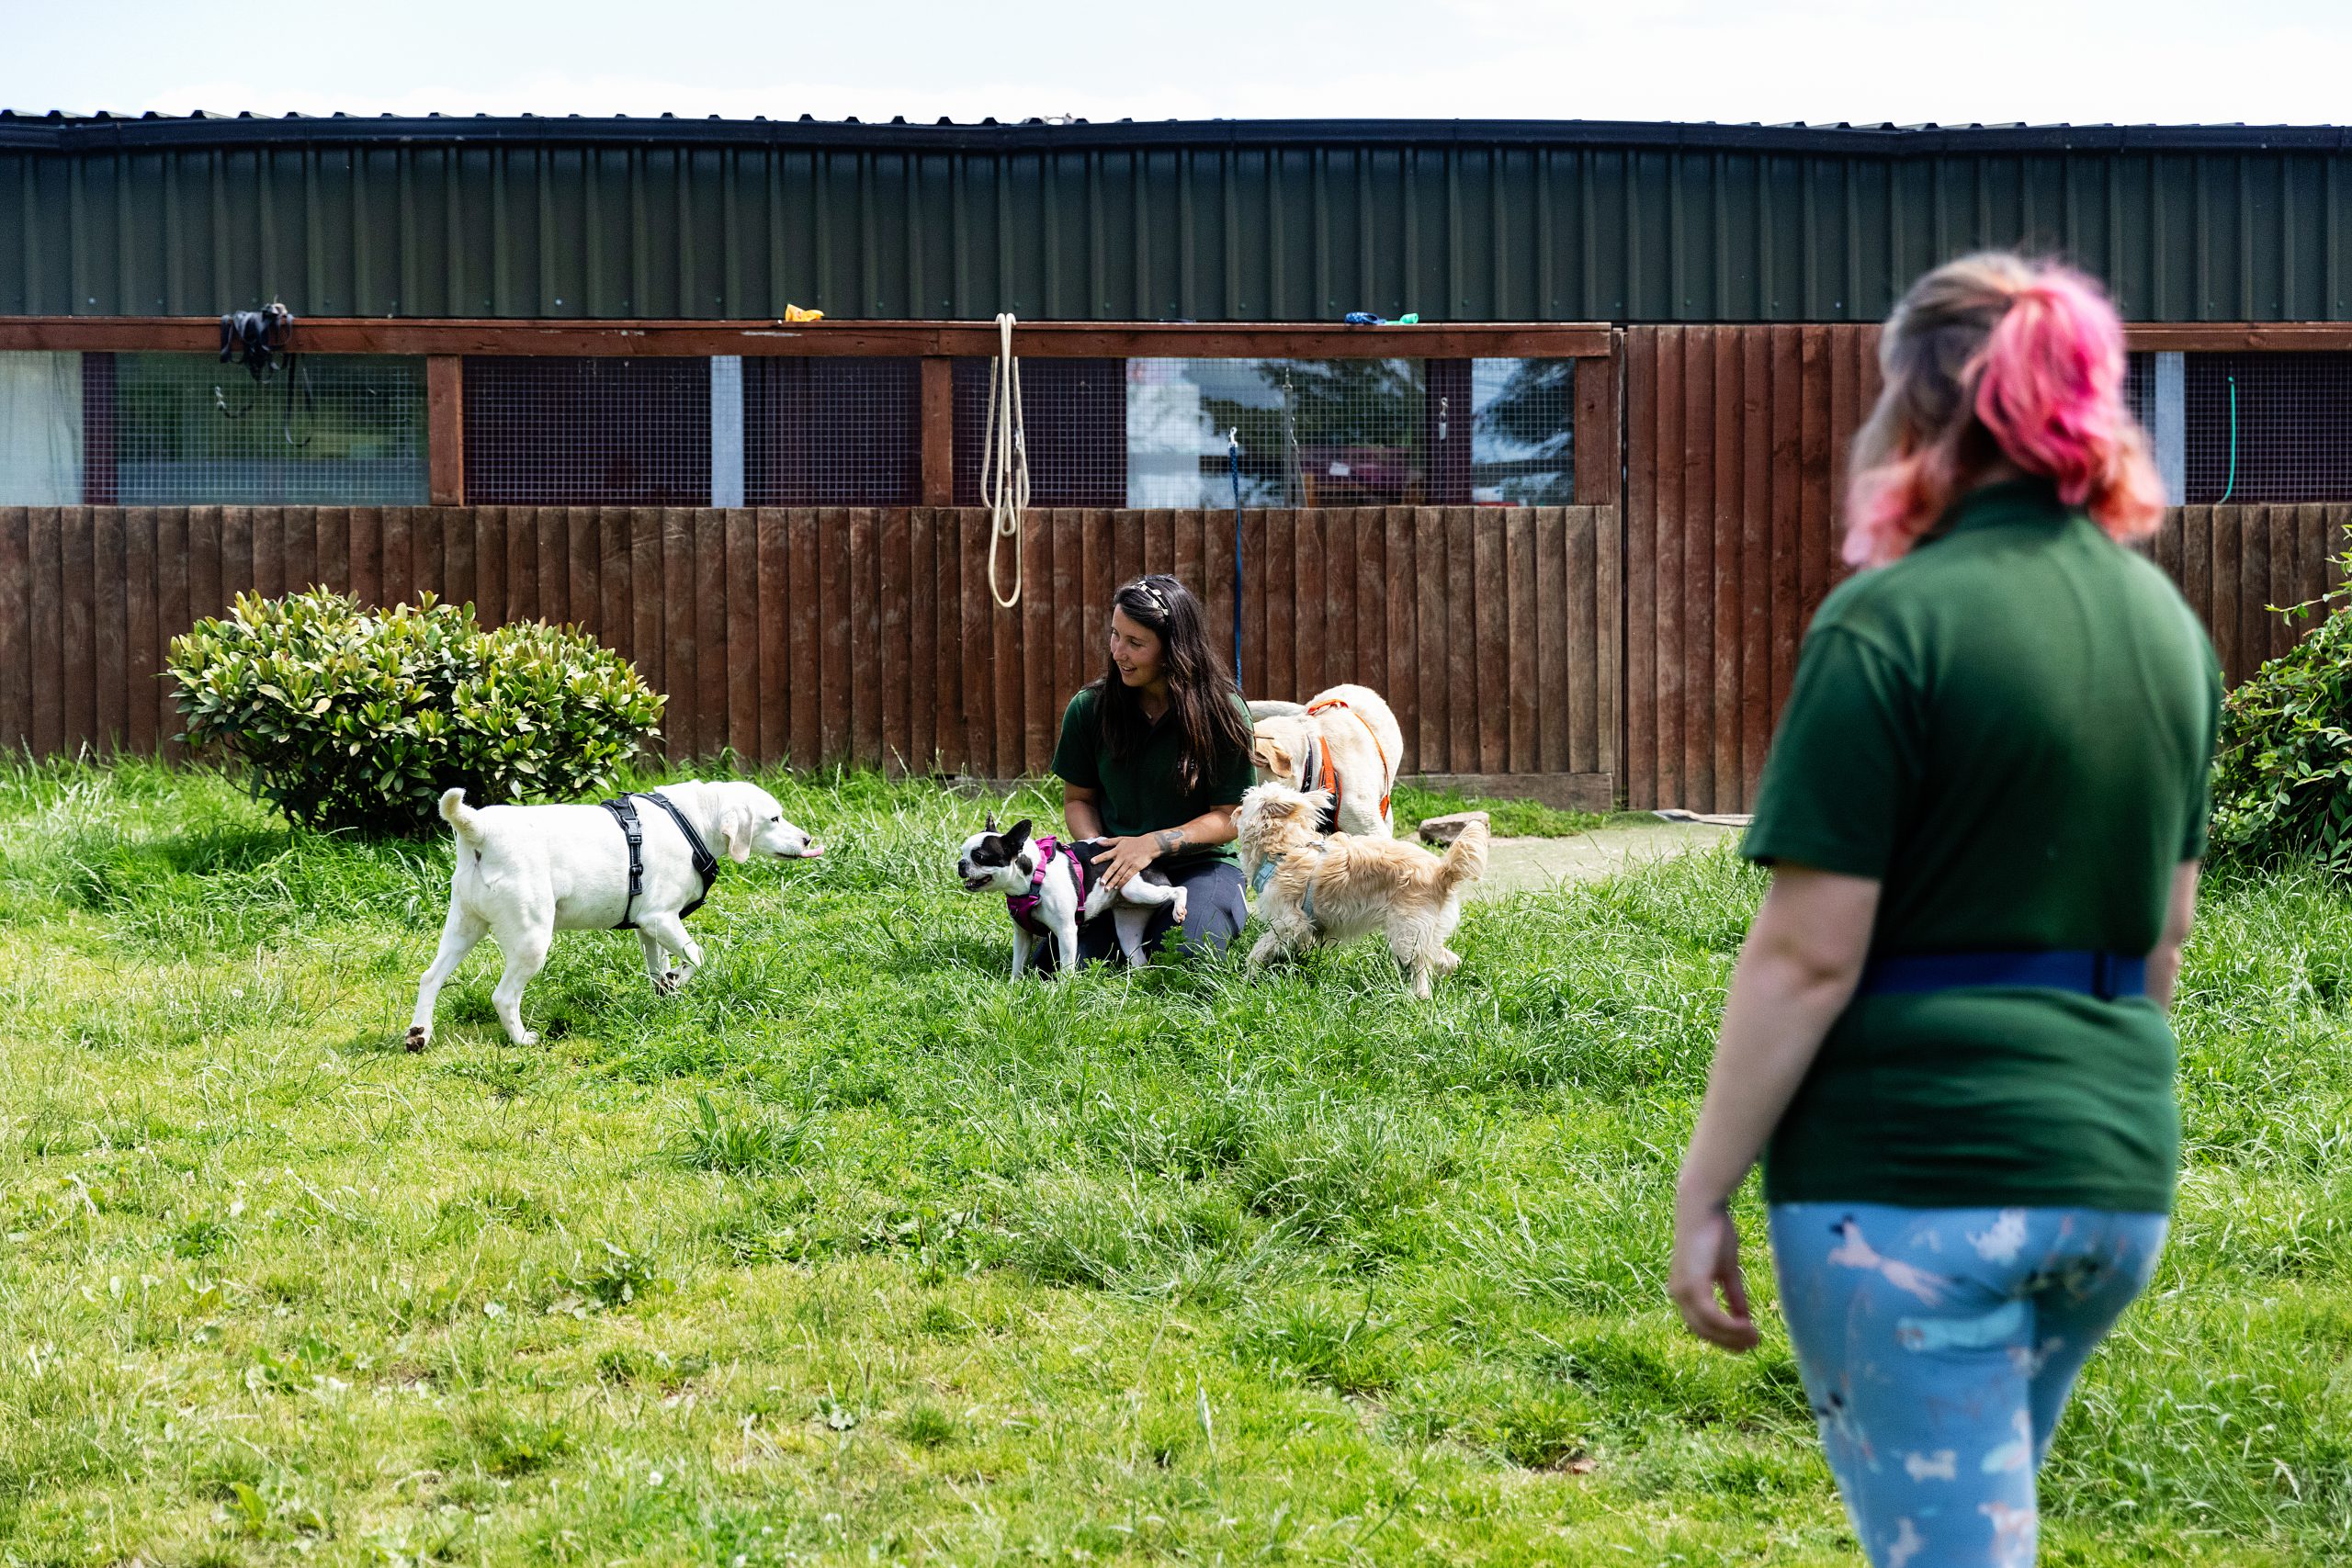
[1005,835,1100,936]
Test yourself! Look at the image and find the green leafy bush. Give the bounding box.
[166,590,663,835]
[2208,592,2350,869]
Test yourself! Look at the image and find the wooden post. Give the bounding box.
[920,355,954,506]
[1574,347,1622,506]
[426,355,464,505]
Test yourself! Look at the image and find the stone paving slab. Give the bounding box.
[1465,821,1739,900]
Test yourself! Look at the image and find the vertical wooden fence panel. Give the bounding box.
[848,507,881,768]
[1020,508,1053,776]
[1623,331,1657,809]
[93,508,125,752]
[62,506,96,753]
[1505,508,1538,774]
[757,508,790,768]
[789,508,821,767]
[1382,508,1416,771]
[157,508,188,760]
[728,509,761,764]
[1471,506,1509,773]
[123,507,156,755]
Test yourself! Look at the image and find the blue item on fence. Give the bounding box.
[1343,311,1385,325]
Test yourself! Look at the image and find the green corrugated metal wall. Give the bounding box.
[7,117,2352,322]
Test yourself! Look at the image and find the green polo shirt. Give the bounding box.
[1052,685,1254,863]
[1744,479,2222,1213]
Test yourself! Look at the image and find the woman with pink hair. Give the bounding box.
[1668,254,2221,1566]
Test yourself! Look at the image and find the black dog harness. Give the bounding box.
[599,792,720,930]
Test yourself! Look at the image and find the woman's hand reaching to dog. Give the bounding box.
[1060,797,1238,893]
[1088,835,1165,891]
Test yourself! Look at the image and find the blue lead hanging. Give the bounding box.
[1227,426,1245,692]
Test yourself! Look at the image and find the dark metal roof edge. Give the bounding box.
[4,112,2351,156]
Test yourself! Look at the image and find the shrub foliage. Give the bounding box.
[2209,592,2352,869]
[166,590,663,834]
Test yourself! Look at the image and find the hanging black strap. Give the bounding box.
[636,790,721,918]
[599,795,648,929]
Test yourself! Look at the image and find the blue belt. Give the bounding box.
[1859,950,2148,1001]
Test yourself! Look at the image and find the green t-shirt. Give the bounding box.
[1051,686,1256,863]
[1743,479,2222,1213]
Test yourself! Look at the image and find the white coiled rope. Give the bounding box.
[980,311,1030,608]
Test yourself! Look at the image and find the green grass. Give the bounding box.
[1388,781,1611,838]
[0,756,2345,1565]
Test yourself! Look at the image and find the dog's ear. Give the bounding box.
[1003,818,1033,852]
[985,811,1000,835]
[1255,738,1296,778]
[722,804,755,863]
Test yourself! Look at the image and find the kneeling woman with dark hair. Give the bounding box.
[1048,573,1254,967]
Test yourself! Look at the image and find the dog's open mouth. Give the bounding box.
[961,872,994,891]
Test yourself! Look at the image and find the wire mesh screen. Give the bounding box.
[6,352,429,506]
[2183,352,2352,504]
[465,356,710,506]
[953,357,1126,506]
[744,357,919,505]
[2123,352,2155,433]
[958,356,1573,509]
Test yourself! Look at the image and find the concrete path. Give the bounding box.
[1467,820,1739,900]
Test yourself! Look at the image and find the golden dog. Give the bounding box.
[1236,781,1487,998]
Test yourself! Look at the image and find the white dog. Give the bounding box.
[1236,781,1487,998]
[407,781,821,1049]
[955,816,1189,978]
[1248,683,1406,838]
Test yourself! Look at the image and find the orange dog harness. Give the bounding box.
[1301,696,1393,827]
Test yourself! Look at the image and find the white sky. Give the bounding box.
[6,0,2349,129]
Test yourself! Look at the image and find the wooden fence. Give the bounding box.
[1620,323,2352,814]
[5,351,2348,816]
[0,504,1622,808]
[1623,324,1881,816]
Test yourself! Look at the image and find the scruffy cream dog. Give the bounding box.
[1236,781,1487,998]
[1248,683,1405,838]
[408,782,821,1050]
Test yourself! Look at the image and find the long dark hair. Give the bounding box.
[1091,573,1250,791]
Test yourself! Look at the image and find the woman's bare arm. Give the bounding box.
[1670,864,1880,1349]
[1092,805,1239,890]
[1061,782,1105,841]
[2144,860,2200,1010]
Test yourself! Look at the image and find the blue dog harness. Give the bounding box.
[1250,843,1327,926]
[1858,949,2149,1001]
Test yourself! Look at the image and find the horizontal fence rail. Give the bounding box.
[0,504,1621,809]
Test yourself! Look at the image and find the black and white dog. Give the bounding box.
[955,816,1188,978]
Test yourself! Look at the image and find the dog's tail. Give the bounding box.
[439,786,485,847]
[1432,812,1489,896]
[1246,699,1307,720]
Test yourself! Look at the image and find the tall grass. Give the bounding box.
[0,755,2342,1563]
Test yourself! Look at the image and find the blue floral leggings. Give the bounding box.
[1768,1203,2169,1568]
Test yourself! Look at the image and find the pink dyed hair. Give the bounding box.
[1843,254,2165,568]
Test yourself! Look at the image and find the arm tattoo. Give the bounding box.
[1154,828,1184,856]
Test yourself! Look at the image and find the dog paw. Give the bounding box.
[404,1025,429,1053]
[511,1030,540,1047]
